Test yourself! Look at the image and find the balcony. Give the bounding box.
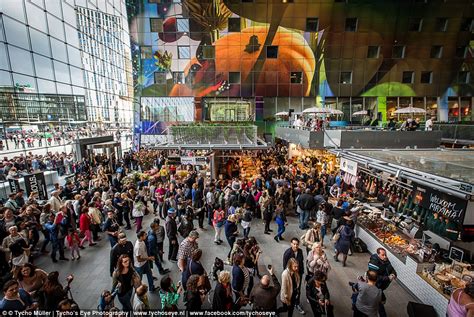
[275,126,443,149]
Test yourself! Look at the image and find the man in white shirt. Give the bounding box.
[49,190,62,213]
[206,186,216,226]
[293,116,304,129]
[425,116,435,131]
[134,231,157,292]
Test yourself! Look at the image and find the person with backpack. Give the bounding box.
[334,218,355,267]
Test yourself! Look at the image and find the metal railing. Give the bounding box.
[169,125,257,145]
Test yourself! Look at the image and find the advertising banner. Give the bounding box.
[340,157,358,176]
[24,172,48,200]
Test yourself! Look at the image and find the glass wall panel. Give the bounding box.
[0,71,13,86]
[448,97,460,122]
[46,0,63,18]
[30,29,51,57]
[460,97,471,122]
[36,79,57,94]
[2,1,26,22]
[54,61,71,84]
[25,2,48,32]
[3,17,30,49]
[65,24,80,48]
[0,44,10,71]
[56,83,72,95]
[426,97,437,121]
[12,73,36,90]
[70,66,85,87]
[33,54,54,80]
[47,15,65,41]
[9,46,34,76]
[50,38,68,62]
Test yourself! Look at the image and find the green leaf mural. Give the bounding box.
[362,83,416,97]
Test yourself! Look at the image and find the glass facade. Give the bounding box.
[0,0,133,129]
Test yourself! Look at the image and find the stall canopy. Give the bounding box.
[331,149,474,199]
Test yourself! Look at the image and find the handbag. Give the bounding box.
[332,226,343,242]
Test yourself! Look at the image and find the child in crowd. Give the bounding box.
[66,228,81,260]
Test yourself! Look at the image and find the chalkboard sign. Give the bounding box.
[449,247,464,263]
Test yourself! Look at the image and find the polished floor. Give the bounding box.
[33,213,418,315]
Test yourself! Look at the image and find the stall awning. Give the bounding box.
[331,148,474,199]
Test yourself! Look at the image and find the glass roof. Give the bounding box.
[350,149,474,185]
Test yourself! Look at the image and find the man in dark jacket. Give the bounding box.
[296,189,315,230]
[250,266,281,311]
[147,222,170,275]
[282,237,306,315]
[368,248,397,317]
[109,233,134,276]
[165,208,178,262]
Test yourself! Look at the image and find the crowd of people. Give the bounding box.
[0,145,470,316]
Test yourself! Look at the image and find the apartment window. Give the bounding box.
[458,71,470,84]
[150,18,163,32]
[367,46,380,58]
[393,45,406,58]
[340,72,352,84]
[345,18,358,32]
[281,0,294,3]
[420,71,433,84]
[266,46,278,58]
[306,18,319,32]
[202,45,215,59]
[408,18,423,32]
[290,72,303,84]
[178,46,190,59]
[173,71,185,84]
[430,45,443,58]
[456,46,467,58]
[402,71,414,84]
[154,72,166,84]
[435,18,448,32]
[460,18,474,32]
[229,72,241,84]
[176,18,189,32]
[228,18,241,32]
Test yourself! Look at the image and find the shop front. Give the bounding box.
[287,143,337,174]
[331,149,474,316]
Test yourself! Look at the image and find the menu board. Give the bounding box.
[412,183,468,224]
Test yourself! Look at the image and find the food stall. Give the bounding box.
[287,143,337,174]
[331,149,474,316]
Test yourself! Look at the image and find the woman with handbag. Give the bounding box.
[112,254,141,311]
[181,249,205,291]
[212,270,233,311]
[306,271,334,317]
[301,223,321,254]
[231,253,250,310]
[334,218,355,267]
[278,258,300,317]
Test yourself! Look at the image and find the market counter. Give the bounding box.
[356,226,448,316]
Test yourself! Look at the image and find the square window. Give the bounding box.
[266,46,278,58]
[458,71,470,83]
[290,72,302,84]
[420,71,432,84]
[176,18,189,32]
[430,45,443,58]
[229,72,241,84]
[340,72,352,84]
[367,46,380,58]
[435,18,448,32]
[345,18,358,32]
[228,18,241,32]
[456,46,467,58]
[173,72,185,84]
[154,72,166,84]
[178,46,190,59]
[150,18,163,32]
[202,45,215,59]
[393,45,406,58]
[402,71,414,84]
[460,18,473,32]
[408,18,423,32]
[281,0,294,3]
[306,18,319,32]
[141,46,152,59]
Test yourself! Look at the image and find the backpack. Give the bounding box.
[352,238,368,253]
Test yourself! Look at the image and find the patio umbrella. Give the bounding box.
[302,107,331,114]
[330,109,344,115]
[393,106,426,114]
[352,110,368,116]
[275,111,289,116]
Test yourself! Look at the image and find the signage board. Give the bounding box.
[340,157,358,176]
[24,172,48,200]
[8,179,20,194]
